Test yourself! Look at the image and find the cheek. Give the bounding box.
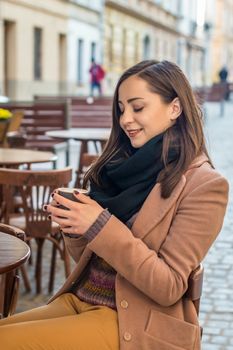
[149,115,172,134]
[119,117,124,129]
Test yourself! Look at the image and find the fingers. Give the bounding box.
[73,190,92,204]
[52,192,81,209]
[49,214,70,227]
[42,199,60,212]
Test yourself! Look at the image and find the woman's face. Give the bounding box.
[118,75,179,148]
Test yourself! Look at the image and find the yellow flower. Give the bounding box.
[0,108,12,120]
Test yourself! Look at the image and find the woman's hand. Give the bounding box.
[44,191,104,235]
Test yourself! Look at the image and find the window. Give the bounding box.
[91,42,96,61]
[143,35,150,60]
[77,39,84,84]
[122,28,127,68]
[108,24,114,65]
[34,27,42,80]
[134,32,139,62]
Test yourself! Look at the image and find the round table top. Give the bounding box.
[0,232,30,274]
[0,148,57,166]
[46,128,111,141]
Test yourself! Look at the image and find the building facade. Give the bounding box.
[103,0,181,93]
[0,0,103,100]
[208,0,233,83]
[1,0,231,100]
[66,0,104,96]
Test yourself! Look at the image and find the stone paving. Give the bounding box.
[16,101,233,349]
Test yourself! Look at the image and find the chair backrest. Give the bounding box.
[3,111,24,147]
[0,101,71,151]
[75,153,98,188]
[185,264,204,316]
[0,223,25,241]
[0,167,72,238]
[7,111,24,133]
[6,131,27,148]
[0,120,10,145]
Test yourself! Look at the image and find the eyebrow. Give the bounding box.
[118,97,144,104]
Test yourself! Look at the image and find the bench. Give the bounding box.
[0,101,71,166]
[34,95,113,129]
[194,83,229,117]
[34,95,113,107]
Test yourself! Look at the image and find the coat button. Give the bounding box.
[120,300,128,309]
[123,332,132,341]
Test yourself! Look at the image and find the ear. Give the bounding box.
[170,97,182,121]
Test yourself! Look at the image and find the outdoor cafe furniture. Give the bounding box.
[1,101,71,163]
[74,153,98,188]
[0,149,58,226]
[0,167,72,294]
[6,131,27,149]
[0,118,10,147]
[46,127,111,167]
[3,111,24,148]
[0,110,24,147]
[46,127,111,146]
[0,225,30,318]
[0,148,57,168]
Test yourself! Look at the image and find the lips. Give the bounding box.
[127,129,143,137]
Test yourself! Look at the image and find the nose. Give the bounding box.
[120,108,134,127]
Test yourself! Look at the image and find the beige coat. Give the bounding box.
[50,155,229,350]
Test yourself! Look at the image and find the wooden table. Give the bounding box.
[0,148,57,167]
[0,232,30,317]
[46,128,111,143]
[46,128,111,166]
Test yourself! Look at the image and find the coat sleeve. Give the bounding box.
[87,171,229,306]
[62,234,88,263]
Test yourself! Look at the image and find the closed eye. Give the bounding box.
[134,107,144,113]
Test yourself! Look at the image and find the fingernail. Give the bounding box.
[43,205,47,211]
[74,190,79,195]
[48,215,51,220]
[51,193,54,198]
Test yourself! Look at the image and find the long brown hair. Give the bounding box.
[83,60,212,198]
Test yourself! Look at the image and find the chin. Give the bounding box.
[130,140,146,148]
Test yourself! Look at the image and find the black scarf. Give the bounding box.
[90,133,178,223]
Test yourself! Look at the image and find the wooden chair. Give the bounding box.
[0,119,10,146]
[0,223,29,317]
[6,131,27,148]
[74,153,98,188]
[1,101,71,157]
[3,111,24,148]
[0,167,72,294]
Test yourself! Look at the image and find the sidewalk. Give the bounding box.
[199,102,233,350]
[16,101,233,349]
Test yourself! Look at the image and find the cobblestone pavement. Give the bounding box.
[16,101,233,349]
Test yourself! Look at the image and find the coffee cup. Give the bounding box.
[56,187,89,210]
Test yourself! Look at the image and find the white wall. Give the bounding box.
[67,19,102,95]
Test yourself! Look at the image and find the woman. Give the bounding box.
[0,60,228,350]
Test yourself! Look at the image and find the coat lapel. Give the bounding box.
[131,154,209,239]
[131,175,186,238]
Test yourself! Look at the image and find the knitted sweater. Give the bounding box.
[73,254,116,309]
[68,210,136,309]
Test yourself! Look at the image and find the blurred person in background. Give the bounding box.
[218,65,230,100]
[89,57,105,97]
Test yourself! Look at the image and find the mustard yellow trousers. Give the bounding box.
[0,293,119,350]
